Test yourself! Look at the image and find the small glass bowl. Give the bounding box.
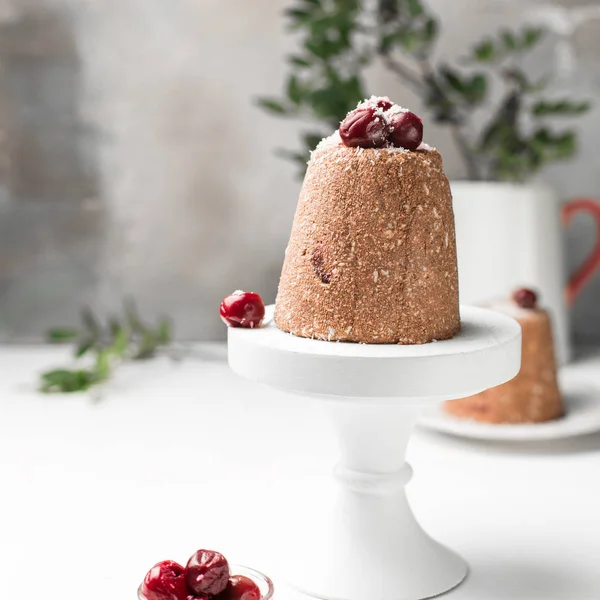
[138,564,274,600]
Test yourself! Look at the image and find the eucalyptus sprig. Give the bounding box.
[258,0,591,182]
[41,301,173,394]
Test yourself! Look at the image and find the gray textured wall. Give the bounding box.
[0,0,599,342]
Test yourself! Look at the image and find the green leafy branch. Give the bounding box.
[258,0,591,182]
[41,301,172,394]
[257,0,367,172]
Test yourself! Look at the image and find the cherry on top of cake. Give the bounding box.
[512,287,538,310]
[486,288,540,320]
[336,96,425,151]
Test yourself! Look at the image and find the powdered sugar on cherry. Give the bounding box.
[339,96,423,151]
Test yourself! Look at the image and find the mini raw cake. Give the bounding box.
[445,289,564,424]
[274,97,460,344]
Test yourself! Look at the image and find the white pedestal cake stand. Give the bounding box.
[228,305,521,600]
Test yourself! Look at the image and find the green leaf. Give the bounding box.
[532,100,591,117]
[441,67,467,95]
[46,327,79,343]
[526,142,545,170]
[407,0,424,17]
[304,36,348,60]
[424,18,438,44]
[535,129,576,159]
[502,31,517,51]
[42,369,76,385]
[522,27,544,48]
[154,318,172,345]
[288,55,312,68]
[574,101,591,114]
[41,369,96,393]
[467,74,487,104]
[285,8,312,24]
[111,327,129,357]
[473,40,495,62]
[256,98,288,115]
[304,39,327,59]
[41,298,174,395]
[439,68,486,104]
[554,132,576,158]
[95,349,112,382]
[75,338,94,359]
[287,74,305,105]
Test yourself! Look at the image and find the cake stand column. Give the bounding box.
[328,400,418,472]
[284,399,467,600]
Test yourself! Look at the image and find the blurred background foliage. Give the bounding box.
[258,0,590,181]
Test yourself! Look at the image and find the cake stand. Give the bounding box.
[228,305,521,600]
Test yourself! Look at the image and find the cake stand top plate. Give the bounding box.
[228,305,521,400]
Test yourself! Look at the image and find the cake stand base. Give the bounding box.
[285,400,467,600]
[228,306,521,600]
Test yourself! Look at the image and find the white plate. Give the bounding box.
[419,370,600,441]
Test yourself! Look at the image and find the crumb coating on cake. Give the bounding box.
[274,139,460,344]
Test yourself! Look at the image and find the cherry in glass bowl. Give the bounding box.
[138,565,274,600]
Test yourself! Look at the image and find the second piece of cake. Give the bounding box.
[445,288,564,424]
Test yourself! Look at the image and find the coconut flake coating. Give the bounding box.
[274,141,460,344]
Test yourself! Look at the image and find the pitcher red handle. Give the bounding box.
[562,198,600,306]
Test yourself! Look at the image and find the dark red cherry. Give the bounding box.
[220,291,265,328]
[185,550,230,596]
[218,576,261,600]
[513,288,538,309]
[388,110,423,150]
[340,107,389,148]
[140,560,188,600]
[374,96,394,111]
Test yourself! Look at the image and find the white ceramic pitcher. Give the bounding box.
[451,181,600,364]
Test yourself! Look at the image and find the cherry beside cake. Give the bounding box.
[445,289,564,424]
[220,291,266,329]
[274,96,460,344]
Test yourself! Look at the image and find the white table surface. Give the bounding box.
[2,344,600,600]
